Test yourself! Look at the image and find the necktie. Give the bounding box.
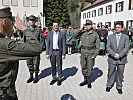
[116,35,120,47]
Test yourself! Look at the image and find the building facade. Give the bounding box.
[81,0,133,29]
[0,0,43,26]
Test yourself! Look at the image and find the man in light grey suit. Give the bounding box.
[106,22,130,94]
[46,22,66,86]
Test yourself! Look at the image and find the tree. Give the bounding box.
[43,0,70,28]
[67,0,86,27]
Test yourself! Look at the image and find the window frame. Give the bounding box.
[11,0,18,6]
[83,13,86,19]
[116,1,124,12]
[129,0,133,10]
[106,5,112,14]
[98,8,103,16]
[87,12,91,18]
[2,0,10,6]
[92,10,96,17]
[31,0,38,7]
[23,0,30,7]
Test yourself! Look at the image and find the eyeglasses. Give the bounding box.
[115,27,121,28]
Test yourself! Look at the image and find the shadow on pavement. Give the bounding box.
[38,66,78,81]
[91,67,103,83]
[61,94,76,100]
[61,66,78,82]
[38,67,52,80]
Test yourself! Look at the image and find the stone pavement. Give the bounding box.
[16,51,133,100]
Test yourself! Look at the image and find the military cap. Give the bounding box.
[29,15,36,20]
[0,7,12,18]
[85,19,93,25]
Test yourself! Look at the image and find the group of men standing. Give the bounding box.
[0,7,130,100]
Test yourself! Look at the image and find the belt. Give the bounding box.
[81,46,95,50]
[53,49,59,51]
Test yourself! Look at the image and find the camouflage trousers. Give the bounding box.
[80,54,95,77]
[0,87,18,100]
[26,55,40,73]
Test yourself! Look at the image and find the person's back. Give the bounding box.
[0,7,42,100]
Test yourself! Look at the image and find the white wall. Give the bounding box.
[0,0,43,19]
[81,0,133,28]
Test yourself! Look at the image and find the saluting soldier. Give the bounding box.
[0,7,42,100]
[26,15,43,83]
[74,19,100,88]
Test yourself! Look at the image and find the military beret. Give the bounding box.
[85,19,93,25]
[29,15,36,20]
[0,7,12,18]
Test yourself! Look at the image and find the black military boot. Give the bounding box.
[79,76,88,86]
[33,72,39,83]
[87,76,92,88]
[27,73,34,83]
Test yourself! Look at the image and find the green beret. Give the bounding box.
[0,7,12,18]
[29,15,36,20]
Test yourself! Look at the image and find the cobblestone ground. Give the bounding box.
[16,51,133,100]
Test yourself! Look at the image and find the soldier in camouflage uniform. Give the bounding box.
[0,7,42,100]
[26,15,43,83]
[75,19,100,88]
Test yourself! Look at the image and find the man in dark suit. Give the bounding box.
[46,22,66,86]
[106,22,130,94]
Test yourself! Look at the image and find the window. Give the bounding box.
[98,8,103,16]
[23,0,30,7]
[31,0,38,7]
[129,0,133,10]
[87,12,91,18]
[92,10,96,17]
[106,5,112,14]
[83,13,86,19]
[2,0,10,6]
[11,0,18,6]
[116,1,124,12]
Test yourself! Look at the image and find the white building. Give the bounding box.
[0,0,43,25]
[81,0,133,29]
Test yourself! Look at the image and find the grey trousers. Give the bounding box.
[50,51,62,80]
[106,63,125,89]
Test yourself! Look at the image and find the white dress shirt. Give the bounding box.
[53,31,59,49]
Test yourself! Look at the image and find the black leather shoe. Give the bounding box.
[27,77,34,83]
[117,89,122,94]
[33,78,39,83]
[57,81,62,86]
[88,84,92,88]
[106,87,111,92]
[79,81,88,86]
[50,80,56,85]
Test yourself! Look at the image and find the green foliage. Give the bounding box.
[43,0,70,28]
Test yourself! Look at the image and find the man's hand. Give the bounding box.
[114,53,120,60]
[46,55,50,59]
[15,16,27,31]
[62,55,65,59]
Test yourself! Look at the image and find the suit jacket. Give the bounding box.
[107,33,129,64]
[46,30,66,56]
